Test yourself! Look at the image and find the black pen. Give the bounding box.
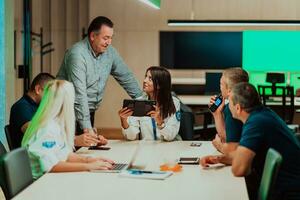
[128,169,164,174]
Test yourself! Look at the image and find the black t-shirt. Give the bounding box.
[9,94,38,149]
[240,106,300,196]
[224,104,243,143]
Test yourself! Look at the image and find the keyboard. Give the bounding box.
[112,163,128,170]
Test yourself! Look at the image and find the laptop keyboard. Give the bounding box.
[112,163,127,170]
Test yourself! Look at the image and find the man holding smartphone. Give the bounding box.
[208,67,249,154]
[201,83,300,200]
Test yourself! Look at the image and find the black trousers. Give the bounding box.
[76,111,95,135]
[245,173,259,200]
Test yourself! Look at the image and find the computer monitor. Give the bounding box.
[204,72,222,95]
[266,73,285,84]
[160,31,242,69]
[266,72,285,94]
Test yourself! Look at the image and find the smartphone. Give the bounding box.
[190,142,202,147]
[208,94,223,112]
[88,146,111,150]
[178,157,200,165]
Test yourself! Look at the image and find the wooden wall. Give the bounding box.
[9,0,300,132]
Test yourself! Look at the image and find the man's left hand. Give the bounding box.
[200,155,221,168]
[212,134,223,152]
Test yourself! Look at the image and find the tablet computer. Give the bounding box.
[123,99,156,116]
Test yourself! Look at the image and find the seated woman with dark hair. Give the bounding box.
[118,66,181,141]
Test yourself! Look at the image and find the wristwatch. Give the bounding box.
[157,122,165,129]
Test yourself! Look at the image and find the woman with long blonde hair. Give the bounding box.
[22,80,113,179]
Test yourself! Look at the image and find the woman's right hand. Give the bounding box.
[118,107,133,129]
[86,160,113,171]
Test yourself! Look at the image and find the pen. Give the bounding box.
[128,169,164,174]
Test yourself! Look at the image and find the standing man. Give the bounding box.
[57,16,142,144]
[201,83,300,199]
[209,68,249,153]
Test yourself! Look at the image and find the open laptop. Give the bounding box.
[90,144,141,173]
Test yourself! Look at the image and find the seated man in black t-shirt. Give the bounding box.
[201,83,300,199]
[10,73,106,149]
[9,73,55,149]
[209,67,249,154]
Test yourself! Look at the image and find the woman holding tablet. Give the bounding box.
[22,80,114,179]
[118,66,181,141]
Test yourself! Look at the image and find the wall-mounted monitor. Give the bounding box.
[160,31,243,69]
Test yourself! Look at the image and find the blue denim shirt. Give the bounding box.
[57,37,142,129]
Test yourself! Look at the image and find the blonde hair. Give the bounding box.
[22,80,75,150]
[223,67,249,90]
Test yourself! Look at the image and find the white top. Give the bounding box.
[122,96,181,141]
[25,119,72,179]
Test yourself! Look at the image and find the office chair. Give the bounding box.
[0,140,7,156]
[258,85,295,125]
[193,109,216,140]
[178,102,195,140]
[4,125,13,150]
[282,190,300,200]
[258,148,282,200]
[266,72,285,95]
[170,92,194,140]
[172,92,216,140]
[259,72,297,126]
[0,147,33,199]
[295,132,300,142]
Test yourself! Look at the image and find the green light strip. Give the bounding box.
[0,0,5,145]
[139,0,160,9]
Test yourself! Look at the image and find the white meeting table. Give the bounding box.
[13,140,248,200]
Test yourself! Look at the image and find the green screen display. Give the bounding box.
[243,30,300,71]
[242,31,300,92]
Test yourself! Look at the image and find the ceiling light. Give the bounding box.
[168,20,300,27]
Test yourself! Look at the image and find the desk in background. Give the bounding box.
[13,140,248,200]
[178,95,211,106]
[178,95,300,107]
